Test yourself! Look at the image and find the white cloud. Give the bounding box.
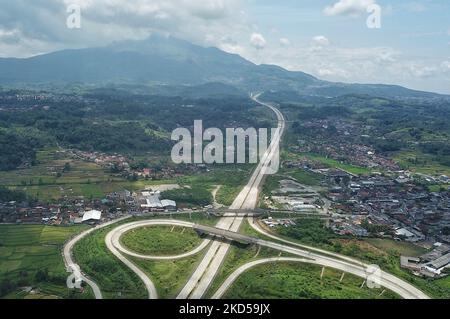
[405,64,437,78]
[318,67,350,78]
[324,0,375,17]
[279,38,291,47]
[0,0,248,57]
[0,28,20,38]
[312,35,330,46]
[251,36,450,93]
[62,0,240,19]
[0,0,448,93]
[250,33,266,50]
[441,60,450,72]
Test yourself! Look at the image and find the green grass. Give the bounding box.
[179,165,253,207]
[287,169,324,186]
[0,149,256,203]
[434,276,450,291]
[262,168,324,200]
[244,218,450,299]
[162,186,213,207]
[394,150,450,176]
[0,149,178,202]
[72,213,219,299]
[365,239,427,257]
[284,151,371,176]
[72,221,147,299]
[0,224,90,299]
[215,185,241,206]
[428,184,449,193]
[131,252,207,299]
[121,226,203,256]
[304,153,372,175]
[206,242,281,298]
[223,262,399,299]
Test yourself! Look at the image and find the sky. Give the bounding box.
[0,0,449,93]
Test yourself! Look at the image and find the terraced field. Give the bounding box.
[0,224,89,299]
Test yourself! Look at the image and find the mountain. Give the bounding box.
[0,35,445,99]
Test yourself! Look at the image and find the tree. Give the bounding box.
[35,269,49,282]
[0,279,17,297]
[0,187,27,202]
[63,162,71,172]
[443,227,450,236]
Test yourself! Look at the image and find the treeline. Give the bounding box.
[0,90,268,171]
[89,95,265,131]
[162,186,213,207]
[0,186,27,202]
[56,122,170,153]
[0,131,38,171]
[0,268,68,298]
[420,142,450,166]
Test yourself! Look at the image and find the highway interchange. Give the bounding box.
[63,94,430,300]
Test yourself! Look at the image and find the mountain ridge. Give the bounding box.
[0,35,446,99]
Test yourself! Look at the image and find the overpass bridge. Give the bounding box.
[207,209,265,218]
[194,225,259,245]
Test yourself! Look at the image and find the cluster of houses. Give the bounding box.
[0,198,121,226]
[62,147,210,181]
[323,171,450,243]
[262,217,296,228]
[289,119,400,171]
[64,149,131,172]
[280,157,450,245]
[0,188,178,225]
[0,91,97,111]
[401,243,450,278]
[266,179,322,213]
[0,200,108,226]
[329,215,369,237]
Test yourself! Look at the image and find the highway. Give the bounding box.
[63,92,284,299]
[174,223,429,299]
[105,222,159,299]
[247,218,368,267]
[211,258,314,299]
[253,237,429,299]
[107,220,211,261]
[176,93,286,299]
[103,218,429,299]
[211,257,412,299]
[67,93,430,300]
[62,215,132,299]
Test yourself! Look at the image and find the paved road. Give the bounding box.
[247,218,368,267]
[170,222,430,299]
[75,94,429,300]
[105,222,158,299]
[62,216,132,299]
[212,257,414,299]
[108,220,211,261]
[252,238,429,299]
[104,218,429,299]
[177,93,286,299]
[246,214,430,299]
[212,258,313,299]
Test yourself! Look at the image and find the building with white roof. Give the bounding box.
[141,195,163,209]
[82,210,102,223]
[161,199,177,210]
